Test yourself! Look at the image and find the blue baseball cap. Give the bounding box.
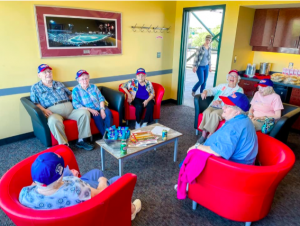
[255,79,273,87]
[38,64,52,73]
[31,152,64,186]
[136,68,146,75]
[219,92,250,112]
[76,70,89,79]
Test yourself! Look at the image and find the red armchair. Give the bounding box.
[0,145,137,226]
[188,132,295,226]
[118,82,165,123]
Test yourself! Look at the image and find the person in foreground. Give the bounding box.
[191,92,258,165]
[248,79,283,131]
[197,69,244,144]
[19,152,141,220]
[121,68,155,129]
[30,64,94,150]
[72,70,113,136]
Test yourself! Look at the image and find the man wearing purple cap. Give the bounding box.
[19,152,142,220]
[188,92,258,165]
[30,64,93,150]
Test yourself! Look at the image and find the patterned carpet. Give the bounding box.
[1,104,300,226]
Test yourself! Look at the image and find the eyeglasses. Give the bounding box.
[228,74,238,78]
[78,77,89,81]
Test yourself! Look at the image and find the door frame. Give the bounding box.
[177,4,226,105]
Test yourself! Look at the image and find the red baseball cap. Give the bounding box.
[228,69,239,75]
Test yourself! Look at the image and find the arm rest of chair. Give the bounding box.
[98,86,125,126]
[194,95,213,129]
[155,86,165,106]
[20,97,49,129]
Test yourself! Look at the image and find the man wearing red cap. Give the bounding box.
[30,64,94,150]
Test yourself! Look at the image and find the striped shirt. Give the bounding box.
[30,81,71,109]
[192,45,211,68]
[72,84,105,111]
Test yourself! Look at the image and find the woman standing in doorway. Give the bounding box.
[192,34,212,97]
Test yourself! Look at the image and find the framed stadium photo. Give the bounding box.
[34,6,122,58]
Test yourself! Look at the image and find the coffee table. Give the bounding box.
[96,123,182,176]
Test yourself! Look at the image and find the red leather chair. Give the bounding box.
[188,132,295,226]
[118,82,165,123]
[0,145,137,226]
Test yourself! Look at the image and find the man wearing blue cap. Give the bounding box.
[30,64,93,150]
[188,92,258,165]
[19,152,142,220]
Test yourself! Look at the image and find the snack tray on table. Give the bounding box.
[103,130,131,149]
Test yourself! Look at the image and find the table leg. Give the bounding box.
[119,159,124,176]
[174,138,178,162]
[101,147,105,171]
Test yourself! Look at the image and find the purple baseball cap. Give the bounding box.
[219,92,250,112]
[38,64,52,73]
[31,152,64,186]
[76,70,89,79]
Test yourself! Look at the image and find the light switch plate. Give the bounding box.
[157,52,161,58]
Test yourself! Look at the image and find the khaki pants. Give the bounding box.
[252,119,264,131]
[47,102,91,145]
[199,107,223,133]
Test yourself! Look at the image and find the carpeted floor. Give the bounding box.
[1,104,300,226]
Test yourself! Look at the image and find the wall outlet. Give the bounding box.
[157,52,161,58]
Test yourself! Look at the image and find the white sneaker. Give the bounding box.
[131,199,142,221]
[141,122,147,127]
[135,122,141,129]
[174,184,178,191]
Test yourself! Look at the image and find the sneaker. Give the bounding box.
[174,184,178,191]
[75,141,94,151]
[135,122,141,129]
[131,199,142,221]
[174,184,188,192]
[141,122,147,128]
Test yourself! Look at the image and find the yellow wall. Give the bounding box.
[171,1,299,100]
[0,1,176,139]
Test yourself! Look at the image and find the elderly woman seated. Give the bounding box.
[197,69,244,143]
[248,79,284,131]
[19,152,142,220]
[121,68,155,129]
[72,70,113,136]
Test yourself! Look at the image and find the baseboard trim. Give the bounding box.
[0,132,35,146]
[162,99,177,105]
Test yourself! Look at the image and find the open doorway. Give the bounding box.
[178,5,226,107]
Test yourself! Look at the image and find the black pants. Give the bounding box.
[131,97,154,124]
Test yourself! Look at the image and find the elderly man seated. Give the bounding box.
[19,152,142,221]
[30,64,93,150]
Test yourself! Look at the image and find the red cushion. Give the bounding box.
[51,109,119,146]
[197,113,225,132]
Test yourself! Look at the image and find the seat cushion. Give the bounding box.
[51,109,119,146]
[197,113,225,132]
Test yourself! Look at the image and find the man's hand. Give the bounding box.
[192,67,197,73]
[211,100,222,107]
[42,109,53,117]
[71,169,79,177]
[201,91,207,100]
[143,99,149,107]
[98,176,107,183]
[89,109,99,116]
[100,109,106,119]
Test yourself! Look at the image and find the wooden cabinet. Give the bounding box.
[250,9,279,47]
[273,8,300,48]
[289,88,300,130]
[239,79,258,97]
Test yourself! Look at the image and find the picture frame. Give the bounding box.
[34,5,122,58]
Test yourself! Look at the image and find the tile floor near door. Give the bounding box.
[183,68,215,108]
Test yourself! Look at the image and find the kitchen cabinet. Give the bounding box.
[238,79,258,97]
[273,8,300,48]
[289,88,300,130]
[250,9,279,47]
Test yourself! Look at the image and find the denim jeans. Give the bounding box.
[91,108,113,135]
[192,64,209,93]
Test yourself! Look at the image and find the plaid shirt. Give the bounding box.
[72,84,105,111]
[30,80,71,109]
[192,45,211,68]
[121,79,155,97]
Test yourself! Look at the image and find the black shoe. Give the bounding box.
[75,141,94,151]
[197,136,207,144]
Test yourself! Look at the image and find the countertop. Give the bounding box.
[241,76,300,89]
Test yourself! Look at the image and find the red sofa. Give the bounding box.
[118,82,165,123]
[188,132,295,226]
[0,145,137,226]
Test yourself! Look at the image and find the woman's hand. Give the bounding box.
[143,99,149,107]
[127,93,134,103]
[201,91,207,100]
[209,68,212,72]
[192,67,197,73]
[89,108,99,116]
[253,116,266,121]
[100,109,106,119]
